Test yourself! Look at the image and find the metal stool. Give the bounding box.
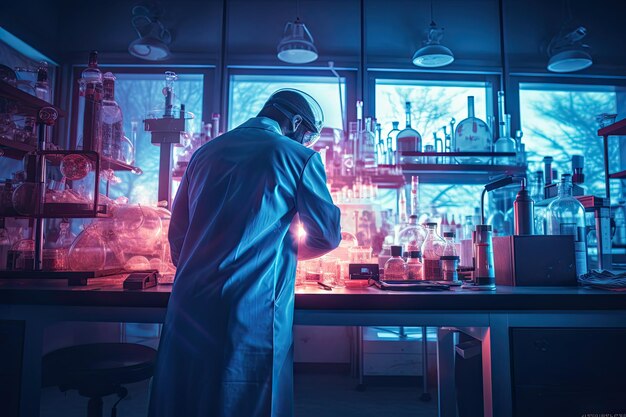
[42,343,157,417]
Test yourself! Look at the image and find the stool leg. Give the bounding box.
[88,397,103,417]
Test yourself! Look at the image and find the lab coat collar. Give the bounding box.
[239,117,283,136]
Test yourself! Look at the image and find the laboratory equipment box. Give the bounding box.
[493,235,577,286]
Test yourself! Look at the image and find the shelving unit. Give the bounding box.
[399,152,526,184]
[598,118,626,201]
[0,79,140,284]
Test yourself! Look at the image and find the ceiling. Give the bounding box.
[0,0,624,74]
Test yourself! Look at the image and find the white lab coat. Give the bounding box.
[148,117,341,417]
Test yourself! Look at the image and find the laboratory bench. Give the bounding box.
[1,277,626,417]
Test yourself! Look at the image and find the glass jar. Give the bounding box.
[406,250,423,280]
[421,222,445,280]
[348,246,372,263]
[442,232,457,256]
[547,174,587,276]
[384,245,406,280]
[440,255,459,282]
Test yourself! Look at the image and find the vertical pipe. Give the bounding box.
[603,135,611,200]
[218,0,229,132]
[358,0,366,104]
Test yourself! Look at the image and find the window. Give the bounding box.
[228,74,346,131]
[519,82,623,200]
[104,73,204,204]
[374,78,493,217]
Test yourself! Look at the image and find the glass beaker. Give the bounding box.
[320,256,339,286]
[348,246,372,263]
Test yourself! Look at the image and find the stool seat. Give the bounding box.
[42,343,157,398]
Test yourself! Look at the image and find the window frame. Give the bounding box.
[367,70,501,125]
[512,75,626,200]
[68,66,214,150]
[224,67,357,134]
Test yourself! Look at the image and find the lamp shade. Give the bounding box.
[129,5,172,62]
[129,36,171,61]
[546,26,592,73]
[547,49,592,73]
[412,44,454,67]
[412,23,454,68]
[277,19,318,64]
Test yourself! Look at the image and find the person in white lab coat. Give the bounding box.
[148,89,341,417]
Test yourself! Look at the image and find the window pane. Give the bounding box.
[519,83,618,199]
[375,79,491,217]
[229,74,346,131]
[112,73,203,204]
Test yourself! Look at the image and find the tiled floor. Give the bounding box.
[40,372,438,417]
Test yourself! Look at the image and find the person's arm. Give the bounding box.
[168,170,190,266]
[296,152,341,260]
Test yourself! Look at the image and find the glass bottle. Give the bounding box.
[441,213,450,235]
[547,174,588,276]
[384,245,407,280]
[406,250,423,280]
[362,117,378,171]
[101,72,123,160]
[421,222,445,280]
[386,121,401,165]
[77,51,103,152]
[396,102,422,154]
[398,214,426,254]
[463,215,474,241]
[453,96,491,164]
[494,92,516,165]
[35,61,50,103]
[442,232,457,256]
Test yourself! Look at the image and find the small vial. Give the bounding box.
[384,245,407,280]
[406,250,423,280]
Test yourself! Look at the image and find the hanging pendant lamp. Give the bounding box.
[277,17,318,64]
[412,1,453,68]
[412,21,454,68]
[547,26,592,73]
[128,5,172,61]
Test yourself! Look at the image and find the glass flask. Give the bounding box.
[421,222,445,280]
[68,226,106,271]
[547,174,587,276]
[397,214,426,254]
[60,154,92,180]
[494,114,516,165]
[110,204,162,256]
[384,245,407,280]
[396,102,422,156]
[453,96,491,164]
[406,250,423,280]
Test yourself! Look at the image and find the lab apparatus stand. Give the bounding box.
[143,73,189,210]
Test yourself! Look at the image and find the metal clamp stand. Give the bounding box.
[33,106,58,270]
[144,104,186,209]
